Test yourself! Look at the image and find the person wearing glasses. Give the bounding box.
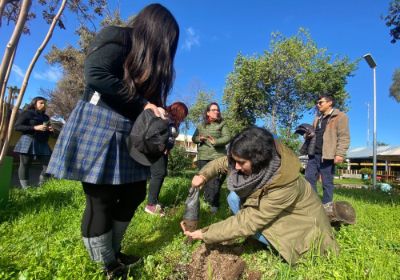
[181,127,338,265]
[192,102,231,213]
[304,94,350,214]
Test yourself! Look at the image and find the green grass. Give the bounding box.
[0,175,399,279]
[334,178,365,185]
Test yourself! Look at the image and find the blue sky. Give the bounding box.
[1,0,399,148]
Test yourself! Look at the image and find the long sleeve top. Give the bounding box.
[82,26,148,121]
[14,109,51,143]
[192,121,231,160]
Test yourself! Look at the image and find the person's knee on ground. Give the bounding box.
[227,191,241,214]
[227,191,269,246]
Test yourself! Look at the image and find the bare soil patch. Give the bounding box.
[176,243,263,280]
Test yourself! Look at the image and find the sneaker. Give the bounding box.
[144,204,165,217]
[116,252,141,266]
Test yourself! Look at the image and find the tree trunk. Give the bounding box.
[0,0,67,164]
[0,49,16,148]
[0,0,30,164]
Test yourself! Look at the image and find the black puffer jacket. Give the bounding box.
[295,123,316,156]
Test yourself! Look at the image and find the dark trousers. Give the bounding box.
[147,154,168,205]
[81,181,146,237]
[18,154,50,181]
[197,160,226,208]
[305,154,335,204]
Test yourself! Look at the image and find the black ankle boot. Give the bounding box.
[116,252,141,266]
[105,261,128,280]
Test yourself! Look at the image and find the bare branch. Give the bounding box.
[0,0,30,118]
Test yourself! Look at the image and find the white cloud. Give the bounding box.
[11,64,25,79]
[182,27,200,51]
[33,66,62,82]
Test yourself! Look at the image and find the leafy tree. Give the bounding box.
[383,0,400,43]
[187,90,214,129]
[223,54,267,135]
[276,127,302,154]
[389,68,400,102]
[0,0,106,32]
[223,29,357,138]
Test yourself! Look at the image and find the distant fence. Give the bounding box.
[339,169,400,183]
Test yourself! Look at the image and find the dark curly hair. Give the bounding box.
[227,127,275,173]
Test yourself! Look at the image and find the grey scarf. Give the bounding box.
[227,151,281,199]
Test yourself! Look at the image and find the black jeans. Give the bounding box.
[197,160,226,208]
[81,181,146,237]
[147,154,168,205]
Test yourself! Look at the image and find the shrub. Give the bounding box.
[168,146,194,174]
[359,168,373,175]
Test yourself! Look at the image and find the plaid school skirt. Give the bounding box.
[47,100,149,185]
[14,134,52,156]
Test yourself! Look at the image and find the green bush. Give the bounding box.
[167,146,194,174]
[359,167,373,175]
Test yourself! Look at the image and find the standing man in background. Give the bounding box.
[305,94,350,214]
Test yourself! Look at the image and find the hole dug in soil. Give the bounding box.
[184,243,262,280]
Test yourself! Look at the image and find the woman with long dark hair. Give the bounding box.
[47,4,179,278]
[14,96,53,188]
[182,127,338,265]
[192,102,231,213]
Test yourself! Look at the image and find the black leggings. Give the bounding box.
[147,154,168,205]
[18,154,50,181]
[81,181,147,237]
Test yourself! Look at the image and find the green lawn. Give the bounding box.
[0,174,399,279]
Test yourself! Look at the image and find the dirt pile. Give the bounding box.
[186,243,247,280]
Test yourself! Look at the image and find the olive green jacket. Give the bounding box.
[192,121,231,161]
[198,142,339,264]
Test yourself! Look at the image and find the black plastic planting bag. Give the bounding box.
[182,187,200,232]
